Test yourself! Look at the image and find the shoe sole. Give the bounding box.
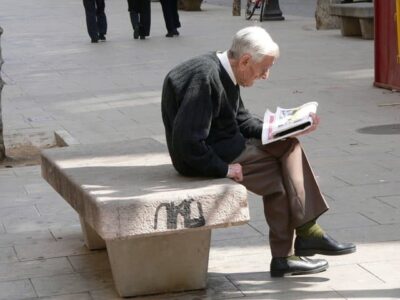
[295,247,356,257]
[271,264,328,277]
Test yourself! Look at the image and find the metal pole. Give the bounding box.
[262,0,284,21]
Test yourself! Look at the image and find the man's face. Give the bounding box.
[236,54,275,87]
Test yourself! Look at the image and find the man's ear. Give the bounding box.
[238,53,252,70]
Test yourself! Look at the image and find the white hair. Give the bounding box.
[228,26,279,62]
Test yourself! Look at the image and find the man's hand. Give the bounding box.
[227,163,243,182]
[294,112,320,137]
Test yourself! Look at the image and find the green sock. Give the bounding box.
[296,220,324,238]
[287,255,301,261]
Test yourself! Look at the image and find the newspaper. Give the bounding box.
[261,101,318,145]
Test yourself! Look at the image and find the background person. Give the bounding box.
[82,0,107,43]
[127,0,151,40]
[160,0,181,37]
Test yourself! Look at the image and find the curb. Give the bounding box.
[54,130,80,147]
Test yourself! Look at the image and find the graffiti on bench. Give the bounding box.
[154,199,206,230]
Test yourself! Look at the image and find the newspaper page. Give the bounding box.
[262,101,318,144]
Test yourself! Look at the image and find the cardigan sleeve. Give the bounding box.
[171,77,229,177]
[236,96,263,139]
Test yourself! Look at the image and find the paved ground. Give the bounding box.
[1,0,400,299]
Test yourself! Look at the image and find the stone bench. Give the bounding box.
[41,138,249,297]
[330,2,374,39]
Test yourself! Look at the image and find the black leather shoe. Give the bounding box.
[99,34,106,41]
[165,32,174,37]
[270,256,328,277]
[295,234,356,256]
[172,29,180,36]
[91,38,99,43]
[139,35,145,40]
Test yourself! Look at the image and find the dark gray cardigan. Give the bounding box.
[161,52,263,178]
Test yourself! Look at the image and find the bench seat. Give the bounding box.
[330,2,374,39]
[41,138,249,297]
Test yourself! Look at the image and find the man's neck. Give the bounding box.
[228,57,239,85]
[217,51,237,85]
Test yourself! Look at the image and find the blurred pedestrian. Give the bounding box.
[160,0,181,37]
[83,0,107,43]
[127,0,151,40]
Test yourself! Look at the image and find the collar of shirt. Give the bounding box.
[216,51,237,85]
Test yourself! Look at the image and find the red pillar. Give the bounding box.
[374,0,400,90]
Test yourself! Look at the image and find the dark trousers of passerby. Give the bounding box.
[83,0,107,42]
[127,0,151,39]
[160,0,181,36]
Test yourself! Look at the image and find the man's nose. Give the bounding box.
[261,70,269,80]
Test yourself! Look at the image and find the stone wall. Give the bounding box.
[0,27,5,160]
[316,0,341,29]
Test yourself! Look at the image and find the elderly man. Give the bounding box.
[161,26,355,277]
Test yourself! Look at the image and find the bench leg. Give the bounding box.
[79,216,106,250]
[106,229,211,297]
[340,16,361,36]
[359,18,374,40]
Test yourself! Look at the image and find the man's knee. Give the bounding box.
[264,137,301,158]
[286,137,300,147]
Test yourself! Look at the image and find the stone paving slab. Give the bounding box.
[325,224,400,244]
[0,279,36,300]
[14,238,90,261]
[2,210,79,234]
[0,205,40,222]
[0,258,73,282]
[376,195,400,208]
[322,242,400,266]
[50,225,87,241]
[339,286,400,300]
[0,246,18,263]
[212,223,263,241]
[68,252,110,273]
[89,275,246,300]
[209,252,271,275]
[241,291,344,300]
[225,262,400,299]
[7,192,64,209]
[318,212,377,229]
[246,192,268,221]
[31,272,114,298]
[26,294,93,300]
[210,235,270,259]
[0,230,54,247]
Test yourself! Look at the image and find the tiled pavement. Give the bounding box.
[0,0,400,299]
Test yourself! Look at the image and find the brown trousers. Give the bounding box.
[233,138,329,257]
